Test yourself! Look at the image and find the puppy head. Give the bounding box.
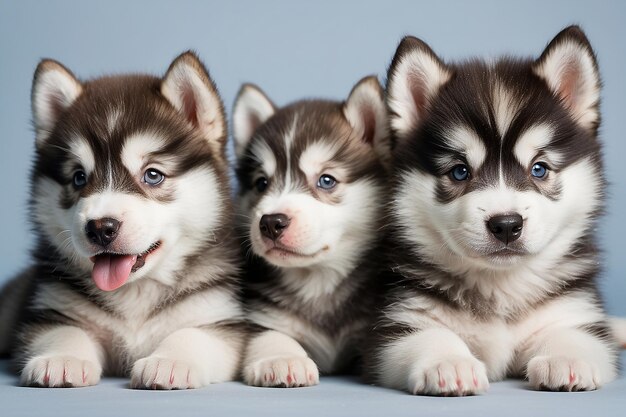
[234,77,389,270]
[30,52,230,291]
[387,26,603,272]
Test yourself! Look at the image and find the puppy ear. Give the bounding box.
[533,26,600,131]
[232,84,276,159]
[31,59,82,146]
[161,51,227,153]
[343,75,391,167]
[386,36,452,141]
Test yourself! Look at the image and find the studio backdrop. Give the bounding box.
[0,0,624,313]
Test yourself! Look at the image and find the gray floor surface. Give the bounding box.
[0,354,624,417]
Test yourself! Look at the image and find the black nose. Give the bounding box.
[86,217,121,247]
[259,214,290,241]
[487,214,523,244]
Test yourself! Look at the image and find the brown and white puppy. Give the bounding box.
[0,52,245,389]
[233,76,390,387]
[367,26,619,395]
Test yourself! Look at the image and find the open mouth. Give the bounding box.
[89,241,161,292]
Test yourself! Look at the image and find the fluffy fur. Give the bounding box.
[366,26,619,395]
[233,77,390,387]
[0,52,245,389]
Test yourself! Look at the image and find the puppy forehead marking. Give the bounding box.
[67,136,96,174]
[513,124,554,167]
[491,80,522,138]
[250,139,277,178]
[298,140,338,176]
[282,115,298,191]
[107,107,123,134]
[121,132,167,174]
[443,126,487,169]
[284,112,298,152]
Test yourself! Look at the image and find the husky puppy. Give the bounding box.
[367,26,619,395]
[233,76,389,387]
[0,52,245,389]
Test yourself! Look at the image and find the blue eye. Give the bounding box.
[318,175,336,189]
[450,164,470,181]
[317,174,337,190]
[143,168,165,186]
[255,177,268,192]
[531,162,548,179]
[73,170,87,189]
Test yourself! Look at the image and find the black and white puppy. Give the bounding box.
[233,77,390,387]
[367,26,619,395]
[0,52,245,389]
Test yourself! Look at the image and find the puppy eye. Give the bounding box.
[73,170,87,189]
[143,168,165,186]
[317,174,337,190]
[531,162,548,179]
[450,164,470,181]
[255,177,268,193]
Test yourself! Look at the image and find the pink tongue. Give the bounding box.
[91,254,137,291]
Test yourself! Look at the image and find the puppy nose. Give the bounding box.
[487,214,523,245]
[86,217,121,247]
[259,214,290,241]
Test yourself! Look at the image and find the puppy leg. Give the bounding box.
[20,325,104,387]
[522,326,617,391]
[243,330,319,388]
[130,326,242,390]
[377,327,489,396]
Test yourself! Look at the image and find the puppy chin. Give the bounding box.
[455,242,529,271]
[252,237,329,268]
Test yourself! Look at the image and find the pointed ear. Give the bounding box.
[31,59,82,146]
[161,51,227,152]
[533,26,600,131]
[232,84,276,159]
[386,36,452,141]
[343,76,391,166]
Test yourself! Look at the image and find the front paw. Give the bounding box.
[21,356,101,388]
[527,356,599,391]
[244,356,319,388]
[408,355,489,396]
[131,357,200,390]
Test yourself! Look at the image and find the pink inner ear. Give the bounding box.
[557,60,580,110]
[247,112,262,135]
[408,70,428,116]
[181,84,199,127]
[360,105,376,145]
[47,91,68,123]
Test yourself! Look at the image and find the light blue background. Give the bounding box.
[0,0,624,314]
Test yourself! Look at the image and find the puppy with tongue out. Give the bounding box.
[91,253,141,291]
[0,52,246,389]
[90,239,160,291]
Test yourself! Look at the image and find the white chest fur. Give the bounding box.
[34,281,240,366]
[387,290,605,380]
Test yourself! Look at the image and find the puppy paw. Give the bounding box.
[527,356,599,391]
[244,356,319,388]
[21,356,101,388]
[131,357,200,390]
[408,355,489,396]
